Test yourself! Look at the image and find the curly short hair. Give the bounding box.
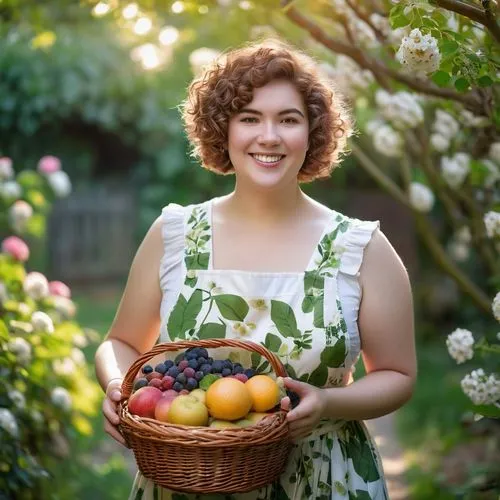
[181,39,351,183]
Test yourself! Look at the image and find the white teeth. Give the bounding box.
[252,154,284,163]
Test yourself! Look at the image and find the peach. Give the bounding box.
[128,386,163,418]
[162,389,178,400]
[155,397,175,422]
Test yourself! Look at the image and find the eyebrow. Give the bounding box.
[238,107,305,118]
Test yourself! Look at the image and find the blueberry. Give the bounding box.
[167,366,180,378]
[232,365,244,375]
[188,359,198,370]
[243,368,256,379]
[173,381,183,392]
[207,357,214,364]
[197,348,209,359]
[194,370,204,381]
[186,378,198,390]
[197,357,207,366]
[222,359,233,370]
[164,360,174,370]
[142,364,153,374]
[185,351,198,361]
[133,378,148,391]
[176,373,187,385]
[155,363,167,374]
[212,360,224,373]
[200,364,212,375]
[221,368,232,377]
[174,352,186,364]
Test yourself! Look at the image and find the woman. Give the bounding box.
[95,39,416,500]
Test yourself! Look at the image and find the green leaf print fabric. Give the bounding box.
[129,200,387,500]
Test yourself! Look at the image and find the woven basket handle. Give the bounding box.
[121,339,288,399]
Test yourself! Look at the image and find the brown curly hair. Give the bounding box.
[181,39,351,183]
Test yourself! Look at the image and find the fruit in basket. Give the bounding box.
[128,386,163,418]
[167,395,209,426]
[142,364,153,375]
[206,378,252,421]
[245,375,280,412]
[154,396,176,422]
[199,373,221,391]
[247,412,272,424]
[209,419,240,429]
[133,378,148,391]
[189,388,206,404]
[148,378,163,389]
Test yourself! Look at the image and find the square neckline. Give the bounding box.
[205,197,336,277]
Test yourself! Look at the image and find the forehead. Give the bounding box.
[247,80,306,112]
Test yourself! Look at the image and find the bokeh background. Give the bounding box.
[1,1,499,499]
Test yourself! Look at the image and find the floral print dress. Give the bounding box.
[129,198,388,500]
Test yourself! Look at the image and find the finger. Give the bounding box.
[109,389,122,402]
[104,420,128,447]
[280,396,291,411]
[102,399,120,425]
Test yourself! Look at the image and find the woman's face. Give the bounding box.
[227,79,309,190]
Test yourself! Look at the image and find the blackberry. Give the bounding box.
[212,360,224,373]
[200,364,212,375]
[133,378,148,391]
[194,370,204,381]
[187,359,198,370]
[142,364,153,375]
[173,381,183,392]
[186,378,198,390]
[243,368,256,379]
[155,363,167,374]
[167,366,180,378]
[232,365,244,375]
[176,373,187,385]
[164,360,174,370]
[221,368,232,377]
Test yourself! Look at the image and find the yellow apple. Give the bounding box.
[167,395,209,426]
[209,419,240,429]
[189,388,206,404]
[247,412,272,424]
[235,418,253,428]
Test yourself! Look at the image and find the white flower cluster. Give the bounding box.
[51,387,72,411]
[460,109,489,128]
[8,389,26,409]
[461,369,500,406]
[372,125,403,158]
[448,226,472,262]
[493,292,500,322]
[408,182,435,212]
[7,337,32,365]
[430,110,460,153]
[489,142,500,164]
[441,152,470,188]
[23,272,49,300]
[0,408,19,438]
[0,157,14,180]
[396,28,441,76]
[9,200,33,233]
[53,357,76,376]
[484,211,500,238]
[0,180,21,200]
[31,311,55,334]
[446,328,474,364]
[52,296,76,320]
[375,90,424,130]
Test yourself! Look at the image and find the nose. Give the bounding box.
[257,122,281,146]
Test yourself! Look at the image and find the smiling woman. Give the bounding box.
[94,38,416,500]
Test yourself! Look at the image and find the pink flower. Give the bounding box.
[37,156,61,175]
[1,236,30,262]
[49,280,71,298]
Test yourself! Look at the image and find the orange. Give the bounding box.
[206,378,253,421]
[245,375,280,412]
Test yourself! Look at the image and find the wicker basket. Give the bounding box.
[119,339,293,494]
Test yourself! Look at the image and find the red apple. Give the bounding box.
[155,397,175,422]
[162,389,178,400]
[128,386,163,418]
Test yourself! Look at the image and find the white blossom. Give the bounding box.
[448,241,469,262]
[7,337,32,365]
[433,110,460,139]
[489,142,500,164]
[408,182,435,212]
[0,408,19,437]
[481,159,500,188]
[493,292,500,322]
[23,271,49,300]
[47,171,72,198]
[320,57,373,98]
[484,211,500,238]
[455,226,471,244]
[31,311,55,334]
[396,28,441,76]
[17,302,31,317]
[375,90,424,129]
[430,134,450,153]
[0,157,14,180]
[369,13,390,37]
[9,200,33,233]
[52,296,76,319]
[8,390,26,409]
[365,118,386,136]
[373,125,403,157]
[71,348,85,365]
[446,328,474,364]
[186,269,197,279]
[72,333,88,348]
[461,369,500,405]
[441,153,470,188]
[460,110,489,128]
[51,387,72,411]
[53,358,76,376]
[0,181,22,199]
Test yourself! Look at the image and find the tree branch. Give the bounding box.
[281,0,481,107]
[435,0,500,44]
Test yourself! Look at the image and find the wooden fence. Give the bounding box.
[47,187,137,284]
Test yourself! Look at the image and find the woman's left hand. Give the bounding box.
[280,377,326,441]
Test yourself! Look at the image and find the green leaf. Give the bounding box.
[390,14,410,29]
[477,75,494,87]
[304,271,324,292]
[440,40,459,56]
[184,252,209,270]
[264,332,282,352]
[213,294,249,321]
[320,338,346,367]
[470,404,500,418]
[432,70,451,87]
[313,295,324,328]
[454,77,469,92]
[271,300,301,338]
[166,290,203,339]
[198,322,226,339]
[308,363,328,386]
[301,294,315,314]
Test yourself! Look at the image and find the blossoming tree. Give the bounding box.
[0,156,101,497]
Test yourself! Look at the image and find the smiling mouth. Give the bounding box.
[249,153,286,165]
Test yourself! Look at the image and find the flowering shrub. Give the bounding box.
[0,156,101,497]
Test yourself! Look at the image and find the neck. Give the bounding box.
[223,183,307,224]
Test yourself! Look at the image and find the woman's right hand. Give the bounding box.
[102,378,128,447]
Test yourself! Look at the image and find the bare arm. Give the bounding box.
[95,215,164,392]
[321,228,416,420]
